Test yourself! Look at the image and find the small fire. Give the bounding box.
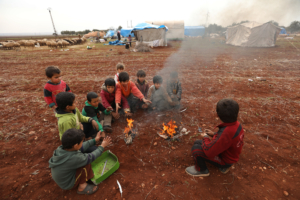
[124,118,134,137]
[161,120,177,138]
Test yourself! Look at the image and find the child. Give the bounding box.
[49,128,112,194]
[128,35,132,47]
[55,92,99,140]
[82,92,112,137]
[114,63,125,83]
[115,72,151,115]
[185,98,244,177]
[44,66,71,110]
[167,71,182,104]
[146,75,175,111]
[100,78,130,118]
[135,70,149,109]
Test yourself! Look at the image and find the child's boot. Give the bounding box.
[185,166,210,177]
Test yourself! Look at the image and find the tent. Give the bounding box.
[146,21,184,40]
[226,21,281,47]
[184,26,205,37]
[280,28,287,34]
[131,23,168,47]
[105,30,115,38]
[120,28,134,37]
[84,31,105,38]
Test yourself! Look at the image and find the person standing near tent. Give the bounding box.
[128,35,132,47]
[117,31,121,41]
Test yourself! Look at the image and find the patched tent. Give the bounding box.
[226,21,281,47]
[120,28,134,37]
[280,28,287,34]
[131,23,168,47]
[146,20,184,40]
[184,26,205,37]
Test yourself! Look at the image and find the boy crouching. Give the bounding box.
[49,129,112,194]
[186,98,244,176]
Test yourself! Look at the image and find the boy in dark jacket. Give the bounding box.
[100,78,129,119]
[49,128,112,194]
[185,98,244,177]
[44,66,71,110]
[146,75,175,111]
[82,92,112,137]
[135,70,149,109]
[167,71,182,104]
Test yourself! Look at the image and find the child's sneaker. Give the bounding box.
[219,167,231,174]
[103,126,112,133]
[185,166,210,177]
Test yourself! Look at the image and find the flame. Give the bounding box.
[124,118,134,137]
[161,120,177,138]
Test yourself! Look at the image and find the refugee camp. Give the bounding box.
[1,0,300,199]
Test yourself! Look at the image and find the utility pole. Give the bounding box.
[47,8,58,37]
[206,11,209,27]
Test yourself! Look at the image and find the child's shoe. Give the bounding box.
[103,126,112,133]
[219,167,231,174]
[185,166,210,177]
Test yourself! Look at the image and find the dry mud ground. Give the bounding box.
[0,37,300,200]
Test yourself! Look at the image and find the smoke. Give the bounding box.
[186,0,300,27]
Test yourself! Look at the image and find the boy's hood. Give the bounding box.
[55,108,77,118]
[101,83,115,93]
[84,100,98,109]
[49,146,78,168]
[137,79,147,85]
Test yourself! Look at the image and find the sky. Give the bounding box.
[0,0,299,34]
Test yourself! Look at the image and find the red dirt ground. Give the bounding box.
[0,37,300,200]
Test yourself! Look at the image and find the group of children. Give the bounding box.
[45,64,244,195]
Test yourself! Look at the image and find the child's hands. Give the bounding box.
[142,104,148,109]
[111,112,120,119]
[125,112,132,117]
[142,98,152,104]
[100,137,112,148]
[80,123,84,131]
[116,103,121,113]
[204,129,214,137]
[91,120,99,131]
[95,131,102,142]
[52,105,57,110]
[106,106,113,112]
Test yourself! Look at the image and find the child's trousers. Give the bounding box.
[192,140,232,172]
[73,164,94,188]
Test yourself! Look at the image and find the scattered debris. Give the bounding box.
[248,79,253,82]
[256,77,266,81]
[180,128,190,135]
[117,180,123,197]
[198,127,203,133]
[31,170,39,175]
[29,131,35,135]
[283,191,289,196]
[135,43,152,52]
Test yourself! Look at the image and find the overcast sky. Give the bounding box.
[1,0,299,34]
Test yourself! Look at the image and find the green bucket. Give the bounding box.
[91,150,120,185]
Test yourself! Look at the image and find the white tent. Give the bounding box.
[146,20,184,40]
[226,22,281,47]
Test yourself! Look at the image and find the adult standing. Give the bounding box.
[117,31,121,41]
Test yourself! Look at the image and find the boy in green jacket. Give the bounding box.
[55,92,99,140]
[82,92,112,138]
[49,128,112,194]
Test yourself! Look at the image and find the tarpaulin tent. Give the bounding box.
[146,21,184,40]
[226,21,281,47]
[184,26,205,37]
[105,30,115,38]
[120,28,134,37]
[280,28,287,34]
[131,23,168,47]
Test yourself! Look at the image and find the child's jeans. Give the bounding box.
[127,94,140,113]
[192,140,232,172]
[73,164,94,188]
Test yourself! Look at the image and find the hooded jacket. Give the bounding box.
[100,83,130,112]
[48,139,104,190]
[82,101,110,131]
[55,107,93,140]
[135,80,149,98]
[167,79,182,100]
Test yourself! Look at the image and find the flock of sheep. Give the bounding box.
[0,37,87,50]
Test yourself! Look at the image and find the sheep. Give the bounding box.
[28,40,38,45]
[13,42,21,49]
[57,40,63,48]
[37,40,46,46]
[2,42,15,50]
[62,40,69,47]
[47,41,58,49]
[18,40,27,46]
[24,41,35,49]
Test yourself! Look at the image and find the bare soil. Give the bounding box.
[0,37,300,200]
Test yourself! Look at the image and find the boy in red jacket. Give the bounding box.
[186,98,244,177]
[100,78,129,119]
[44,66,71,110]
[115,72,151,115]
